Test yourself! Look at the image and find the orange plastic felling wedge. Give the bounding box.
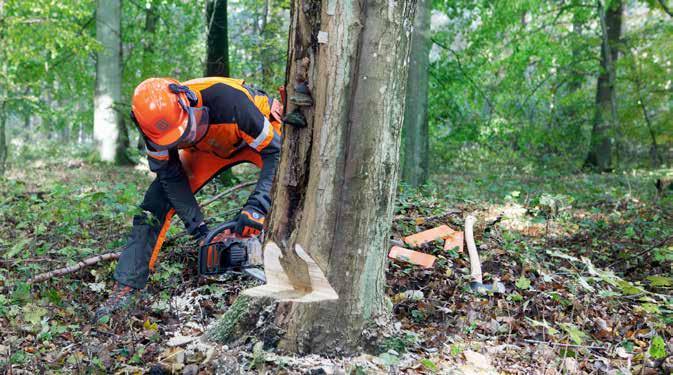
[443,231,464,253]
[388,246,436,268]
[404,225,456,247]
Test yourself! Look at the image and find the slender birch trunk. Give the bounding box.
[93,0,123,163]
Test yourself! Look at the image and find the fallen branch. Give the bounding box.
[608,234,673,268]
[27,180,255,284]
[200,180,256,208]
[28,252,122,284]
[523,339,608,351]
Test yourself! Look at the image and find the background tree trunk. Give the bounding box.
[93,0,123,163]
[401,0,431,187]
[585,0,622,171]
[211,0,415,354]
[205,0,229,77]
[137,1,158,151]
[1,1,7,174]
[0,101,6,175]
[258,0,272,89]
[205,0,237,185]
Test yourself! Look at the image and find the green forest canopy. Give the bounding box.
[0,0,671,172]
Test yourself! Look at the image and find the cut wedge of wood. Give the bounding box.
[243,241,338,302]
[404,225,456,247]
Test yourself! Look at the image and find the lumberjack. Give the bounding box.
[95,77,282,318]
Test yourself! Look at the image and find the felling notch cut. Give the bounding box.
[243,241,339,302]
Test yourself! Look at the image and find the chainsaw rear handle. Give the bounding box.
[199,220,249,276]
[202,221,236,245]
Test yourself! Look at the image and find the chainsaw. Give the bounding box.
[199,221,266,282]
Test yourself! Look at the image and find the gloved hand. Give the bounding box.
[234,207,265,237]
[193,222,209,242]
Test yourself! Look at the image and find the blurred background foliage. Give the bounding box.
[0,0,670,175]
[0,0,289,167]
[428,0,672,172]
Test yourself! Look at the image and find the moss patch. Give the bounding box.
[208,294,254,343]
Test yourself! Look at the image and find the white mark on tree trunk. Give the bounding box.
[318,31,329,44]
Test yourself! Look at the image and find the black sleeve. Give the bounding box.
[244,132,281,215]
[146,144,204,234]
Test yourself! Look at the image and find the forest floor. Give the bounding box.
[0,153,672,374]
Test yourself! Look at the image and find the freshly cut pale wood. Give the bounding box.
[388,246,436,268]
[404,225,456,247]
[243,241,338,302]
[464,215,482,284]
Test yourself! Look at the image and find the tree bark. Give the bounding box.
[211,0,415,354]
[585,0,622,172]
[0,101,6,175]
[205,0,229,77]
[633,61,661,167]
[137,1,158,151]
[1,2,8,174]
[401,0,431,187]
[93,0,123,163]
[205,0,237,185]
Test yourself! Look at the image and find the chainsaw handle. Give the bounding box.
[203,221,236,245]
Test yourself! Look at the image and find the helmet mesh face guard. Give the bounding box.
[173,91,210,149]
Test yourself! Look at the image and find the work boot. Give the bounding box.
[94,282,139,322]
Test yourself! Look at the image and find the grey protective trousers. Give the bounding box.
[113,178,171,289]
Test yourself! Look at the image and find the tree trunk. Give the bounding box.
[205,0,229,77]
[205,0,238,185]
[210,0,415,354]
[401,0,431,187]
[585,0,622,172]
[259,0,273,89]
[0,101,6,175]
[137,1,158,151]
[0,2,5,175]
[93,0,123,163]
[116,116,132,164]
[634,70,661,167]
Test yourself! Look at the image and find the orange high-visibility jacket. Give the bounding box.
[143,77,282,235]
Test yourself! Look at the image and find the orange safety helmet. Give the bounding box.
[131,78,210,150]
